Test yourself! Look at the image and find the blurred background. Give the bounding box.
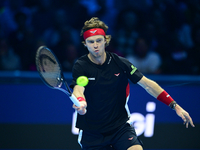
[0,0,200,150]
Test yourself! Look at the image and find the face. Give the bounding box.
[85,35,106,59]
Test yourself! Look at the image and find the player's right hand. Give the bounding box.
[73,101,87,115]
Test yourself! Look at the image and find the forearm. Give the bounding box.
[73,85,86,99]
[138,76,195,128]
[72,85,87,115]
[138,76,175,107]
[138,76,164,98]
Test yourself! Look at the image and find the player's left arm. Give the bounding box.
[137,76,195,128]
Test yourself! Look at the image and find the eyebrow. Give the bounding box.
[87,38,103,42]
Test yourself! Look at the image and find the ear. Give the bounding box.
[104,39,107,45]
[82,41,86,47]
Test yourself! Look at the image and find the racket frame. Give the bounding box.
[36,46,81,107]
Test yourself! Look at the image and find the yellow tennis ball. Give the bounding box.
[76,76,89,87]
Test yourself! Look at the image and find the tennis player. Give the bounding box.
[70,17,195,150]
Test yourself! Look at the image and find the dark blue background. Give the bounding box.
[1,81,199,124]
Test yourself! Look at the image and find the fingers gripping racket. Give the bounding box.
[35,46,81,107]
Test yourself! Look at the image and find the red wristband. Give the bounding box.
[77,97,86,102]
[157,91,174,106]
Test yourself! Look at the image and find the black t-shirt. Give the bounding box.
[70,52,143,133]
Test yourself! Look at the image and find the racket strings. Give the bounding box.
[36,47,62,87]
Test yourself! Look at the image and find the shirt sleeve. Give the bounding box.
[70,59,85,89]
[119,56,143,84]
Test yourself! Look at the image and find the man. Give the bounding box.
[70,17,195,150]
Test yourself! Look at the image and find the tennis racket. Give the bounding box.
[35,46,81,107]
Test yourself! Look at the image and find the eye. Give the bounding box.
[96,39,102,43]
[88,40,94,43]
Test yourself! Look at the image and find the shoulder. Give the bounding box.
[108,52,129,63]
[71,55,90,79]
[76,54,88,62]
[74,54,88,66]
[110,52,132,66]
[72,54,89,74]
[108,52,136,74]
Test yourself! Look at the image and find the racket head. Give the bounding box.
[35,46,64,89]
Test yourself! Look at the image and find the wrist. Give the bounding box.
[169,101,177,110]
[77,97,86,102]
[77,97,87,108]
[157,90,174,106]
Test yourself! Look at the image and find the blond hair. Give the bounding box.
[80,17,111,47]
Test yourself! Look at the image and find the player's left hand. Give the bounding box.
[174,105,195,128]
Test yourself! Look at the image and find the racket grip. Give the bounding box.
[70,94,81,107]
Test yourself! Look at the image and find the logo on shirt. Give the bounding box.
[88,78,95,80]
[90,30,97,34]
[107,56,112,64]
[128,137,134,140]
[130,65,137,75]
[114,73,120,76]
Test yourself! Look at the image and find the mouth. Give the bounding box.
[94,50,99,53]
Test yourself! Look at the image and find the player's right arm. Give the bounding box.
[72,85,87,115]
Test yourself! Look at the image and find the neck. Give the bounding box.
[88,52,106,65]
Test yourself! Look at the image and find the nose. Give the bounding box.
[93,42,98,48]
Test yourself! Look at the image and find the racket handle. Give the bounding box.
[70,94,81,107]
